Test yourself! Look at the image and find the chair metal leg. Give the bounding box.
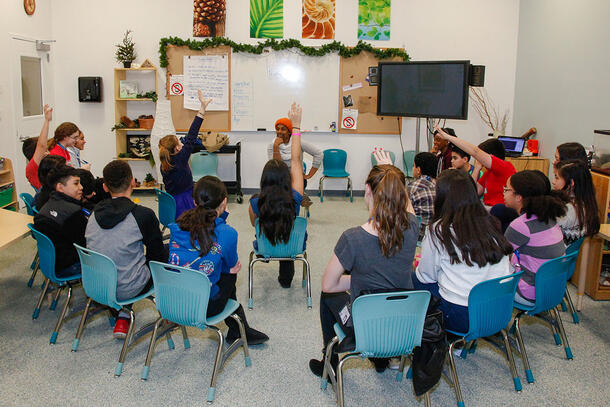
[50,286,72,344]
[181,326,190,349]
[33,278,50,319]
[141,317,163,380]
[72,297,92,351]
[301,256,312,308]
[115,308,136,377]
[50,285,63,310]
[336,353,359,407]
[347,177,353,202]
[207,327,225,403]
[447,339,466,407]
[396,355,407,381]
[564,289,580,324]
[28,253,39,287]
[319,176,325,202]
[512,314,534,383]
[230,313,251,366]
[321,336,339,391]
[302,252,307,288]
[248,256,255,309]
[552,308,573,359]
[500,329,522,392]
[424,392,431,407]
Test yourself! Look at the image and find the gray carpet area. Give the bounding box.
[1,193,609,406]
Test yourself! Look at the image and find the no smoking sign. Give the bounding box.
[341,108,358,130]
[171,82,183,96]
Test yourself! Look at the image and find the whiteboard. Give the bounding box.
[230,50,339,132]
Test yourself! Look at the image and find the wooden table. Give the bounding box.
[0,209,33,250]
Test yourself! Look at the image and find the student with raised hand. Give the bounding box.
[159,90,212,219]
[503,170,567,306]
[86,160,167,338]
[432,127,455,175]
[48,121,81,165]
[552,160,600,245]
[434,125,516,208]
[169,176,268,346]
[309,149,419,376]
[414,170,513,333]
[249,103,305,288]
[22,104,53,190]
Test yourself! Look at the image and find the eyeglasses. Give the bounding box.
[503,187,513,193]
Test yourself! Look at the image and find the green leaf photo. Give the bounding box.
[250,0,284,38]
[358,0,391,41]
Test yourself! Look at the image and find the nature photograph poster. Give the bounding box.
[358,0,391,41]
[250,0,284,38]
[302,0,335,39]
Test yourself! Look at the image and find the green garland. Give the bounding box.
[159,37,409,68]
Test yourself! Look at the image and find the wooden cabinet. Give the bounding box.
[113,67,159,190]
[505,156,550,176]
[571,171,610,301]
[0,158,19,211]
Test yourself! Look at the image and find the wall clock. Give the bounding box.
[24,0,36,15]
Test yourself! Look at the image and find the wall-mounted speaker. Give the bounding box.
[78,77,102,102]
[469,65,485,87]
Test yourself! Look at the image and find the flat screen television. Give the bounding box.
[377,61,470,119]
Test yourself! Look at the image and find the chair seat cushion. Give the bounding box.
[205,298,240,326]
[323,170,350,178]
[115,287,154,307]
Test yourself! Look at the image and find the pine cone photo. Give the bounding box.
[193,0,226,37]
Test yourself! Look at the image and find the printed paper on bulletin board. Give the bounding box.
[164,45,231,132]
[338,50,402,135]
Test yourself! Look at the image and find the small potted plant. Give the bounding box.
[143,173,156,187]
[115,30,136,68]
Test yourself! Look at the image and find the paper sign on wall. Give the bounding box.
[341,108,358,129]
[183,55,229,111]
[169,75,184,96]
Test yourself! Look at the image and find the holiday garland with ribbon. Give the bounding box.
[159,37,409,68]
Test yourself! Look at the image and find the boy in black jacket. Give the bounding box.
[86,160,167,338]
[34,166,86,277]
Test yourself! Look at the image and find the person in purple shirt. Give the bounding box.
[159,90,211,218]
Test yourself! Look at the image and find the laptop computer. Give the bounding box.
[497,136,526,157]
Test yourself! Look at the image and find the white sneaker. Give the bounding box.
[388,357,401,370]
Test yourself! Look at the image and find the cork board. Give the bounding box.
[165,45,231,132]
[339,51,403,134]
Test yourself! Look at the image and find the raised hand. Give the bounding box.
[288,102,302,129]
[434,124,451,140]
[43,104,53,122]
[197,90,212,112]
[373,148,393,166]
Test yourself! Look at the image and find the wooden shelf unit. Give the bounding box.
[506,156,550,176]
[0,158,19,211]
[571,170,610,301]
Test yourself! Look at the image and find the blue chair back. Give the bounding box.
[531,252,578,314]
[255,216,307,258]
[322,149,349,177]
[27,224,58,283]
[403,150,416,177]
[149,261,210,328]
[155,188,177,227]
[463,271,524,339]
[371,151,396,166]
[351,290,430,358]
[191,151,218,181]
[565,237,584,279]
[74,244,121,311]
[20,193,38,215]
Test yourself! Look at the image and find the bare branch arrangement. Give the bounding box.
[469,87,509,134]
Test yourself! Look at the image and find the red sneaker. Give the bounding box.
[113,318,129,339]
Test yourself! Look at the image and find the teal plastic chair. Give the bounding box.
[142,261,251,403]
[20,193,40,287]
[512,252,578,384]
[28,224,82,345]
[370,150,396,166]
[72,244,156,377]
[445,272,524,407]
[191,151,218,182]
[320,291,431,407]
[403,150,416,178]
[248,217,311,309]
[319,149,352,203]
[561,237,584,323]
[154,188,176,234]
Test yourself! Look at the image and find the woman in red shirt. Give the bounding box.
[48,122,80,165]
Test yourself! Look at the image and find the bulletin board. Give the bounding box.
[338,51,403,135]
[164,45,231,132]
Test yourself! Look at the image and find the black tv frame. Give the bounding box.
[377,60,470,119]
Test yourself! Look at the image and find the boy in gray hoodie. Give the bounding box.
[86,160,167,338]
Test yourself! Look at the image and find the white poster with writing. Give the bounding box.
[231,80,254,130]
[183,55,229,111]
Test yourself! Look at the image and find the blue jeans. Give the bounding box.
[412,274,470,333]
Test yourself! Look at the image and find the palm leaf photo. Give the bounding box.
[250,0,284,38]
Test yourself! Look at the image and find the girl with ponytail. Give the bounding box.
[48,122,80,165]
[504,170,567,306]
[309,150,419,377]
[159,90,211,218]
[414,170,514,333]
[169,176,268,346]
[249,103,305,288]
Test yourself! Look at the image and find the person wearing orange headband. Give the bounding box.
[267,117,323,208]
